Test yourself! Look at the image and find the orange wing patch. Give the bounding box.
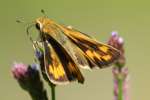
[48,64,65,79]
[101,55,112,61]
[99,46,109,53]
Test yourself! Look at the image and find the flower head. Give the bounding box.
[11,62,40,89]
[12,62,28,80]
[108,31,125,67]
[11,62,48,100]
[108,31,124,53]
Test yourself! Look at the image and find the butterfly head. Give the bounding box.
[35,17,54,33]
[26,17,53,44]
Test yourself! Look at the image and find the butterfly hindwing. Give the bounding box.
[43,41,69,84]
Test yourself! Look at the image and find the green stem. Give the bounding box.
[118,79,123,100]
[50,84,56,100]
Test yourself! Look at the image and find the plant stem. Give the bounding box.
[50,84,56,100]
[118,79,123,100]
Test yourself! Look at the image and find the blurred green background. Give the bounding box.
[0,0,150,100]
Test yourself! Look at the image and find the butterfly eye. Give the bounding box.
[35,23,41,30]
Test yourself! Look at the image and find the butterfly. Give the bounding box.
[27,17,120,85]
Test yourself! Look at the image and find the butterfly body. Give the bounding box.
[33,17,120,85]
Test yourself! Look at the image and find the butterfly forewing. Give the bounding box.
[57,25,120,68]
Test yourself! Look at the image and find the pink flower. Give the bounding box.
[108,31,124,53]
[108,31,126,67]
[11,62,28,80]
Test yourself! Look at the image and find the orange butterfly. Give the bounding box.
[28,16,120,85]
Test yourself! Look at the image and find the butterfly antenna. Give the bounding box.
[16,17,27,24]
[16,17,36,48]
[41,9,48,17]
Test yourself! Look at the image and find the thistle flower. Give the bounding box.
[11,62,48,100]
